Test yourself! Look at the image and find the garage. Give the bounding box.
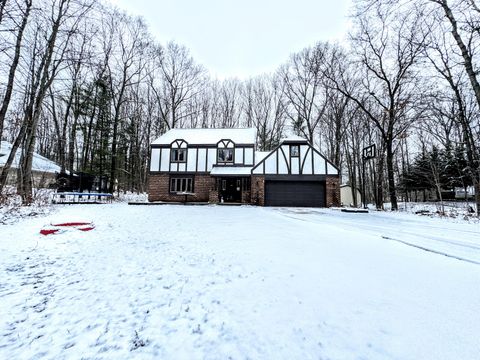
[265,180,326,207]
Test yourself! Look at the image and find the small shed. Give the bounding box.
[0,141,61,188]
[341,184,362,207]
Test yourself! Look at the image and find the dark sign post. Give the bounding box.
[362,144,376,209]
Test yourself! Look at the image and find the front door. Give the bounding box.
[220,178,242,202]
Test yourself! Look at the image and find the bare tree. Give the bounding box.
[243,75,286,150]
[0,0,32,149]
[280,44,330,143]
[326,3,426,210]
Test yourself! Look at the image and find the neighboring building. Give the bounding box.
[148,128,340,207]
[0,141,61,188]
[454,186,475,200]
[340,184,362,207]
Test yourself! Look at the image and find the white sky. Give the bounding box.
[108,0,353,79]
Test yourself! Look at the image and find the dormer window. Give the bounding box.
[218,148,234,163]
[217,139,235,163]
[171,148,186,163]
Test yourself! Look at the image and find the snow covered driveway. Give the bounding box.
[1,204,479,359]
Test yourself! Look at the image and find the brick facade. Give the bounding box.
[326,175,341,207]
[251,175,265,206]
[148,173,215,202]
[149,173,340,207]
[209,189,219,203]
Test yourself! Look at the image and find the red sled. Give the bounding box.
[40,221,95,235]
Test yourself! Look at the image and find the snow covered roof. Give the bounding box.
[0,141,61,174]
[152,128,256,146]
[255,151,270,165]
[210,166,253,176]
[281,135,309,143]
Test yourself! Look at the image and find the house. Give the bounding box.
[340,184,362,207]
[0,141,61,188]
[148,128,340,207]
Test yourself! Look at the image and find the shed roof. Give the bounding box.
[0,141,61,174]
[281,135,309,143]
[152,128,256,145]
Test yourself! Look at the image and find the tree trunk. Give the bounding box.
[437,0,480,109]
[0,124,27,192]
[375,150,385,210]
[386,140,398,211]
[0,0,32,147]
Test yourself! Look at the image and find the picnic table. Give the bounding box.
[175,191,196,204]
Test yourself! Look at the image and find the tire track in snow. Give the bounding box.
[381,236,480,266]
[275,209,480,265]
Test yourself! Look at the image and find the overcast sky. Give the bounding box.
[109,0,353,79]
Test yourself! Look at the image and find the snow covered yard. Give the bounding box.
[0,204,479,360]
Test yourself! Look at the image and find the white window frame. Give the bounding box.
[290,145,300,157]
[170,177,193,193]
[171,148,187,163]
[217,148,234,163]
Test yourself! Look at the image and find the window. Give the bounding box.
[217,148,234,163]
[221,180,227,191]
[242,177,251,191]
[171,149,186,163]
[170,177,193,193]
[290,145,300,157]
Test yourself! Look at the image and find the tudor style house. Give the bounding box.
[148,128,340,207]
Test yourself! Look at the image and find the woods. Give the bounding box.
[0,0,478,214]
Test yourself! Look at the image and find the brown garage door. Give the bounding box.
[264,180,326,207]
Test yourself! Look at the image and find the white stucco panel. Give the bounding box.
[207,148,216,170]
[264,152,277,174]
[302,151,313,174]
[327,163,339,175]
[160,149,170,172]
[150,149,160,171]
[312,151,327,175]
[187,149,197,172]
[244,148,254,165]
[235,148,244,164]
[197,149,206,172]
[291,157,300,175]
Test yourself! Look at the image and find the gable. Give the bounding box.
[251,142,339,176]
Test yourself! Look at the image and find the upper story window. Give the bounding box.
[171,148,186,163]
[217,139,235,163]
[218,148,234,163]
[290,145,300,157]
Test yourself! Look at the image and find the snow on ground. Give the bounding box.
[0,204,479,359]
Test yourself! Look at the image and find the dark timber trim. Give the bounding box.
[195,148,199,172]
[159,148,162,171]
[251,140,340,175]
[264,174,328,181]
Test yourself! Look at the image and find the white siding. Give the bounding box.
[150,149,160,171]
